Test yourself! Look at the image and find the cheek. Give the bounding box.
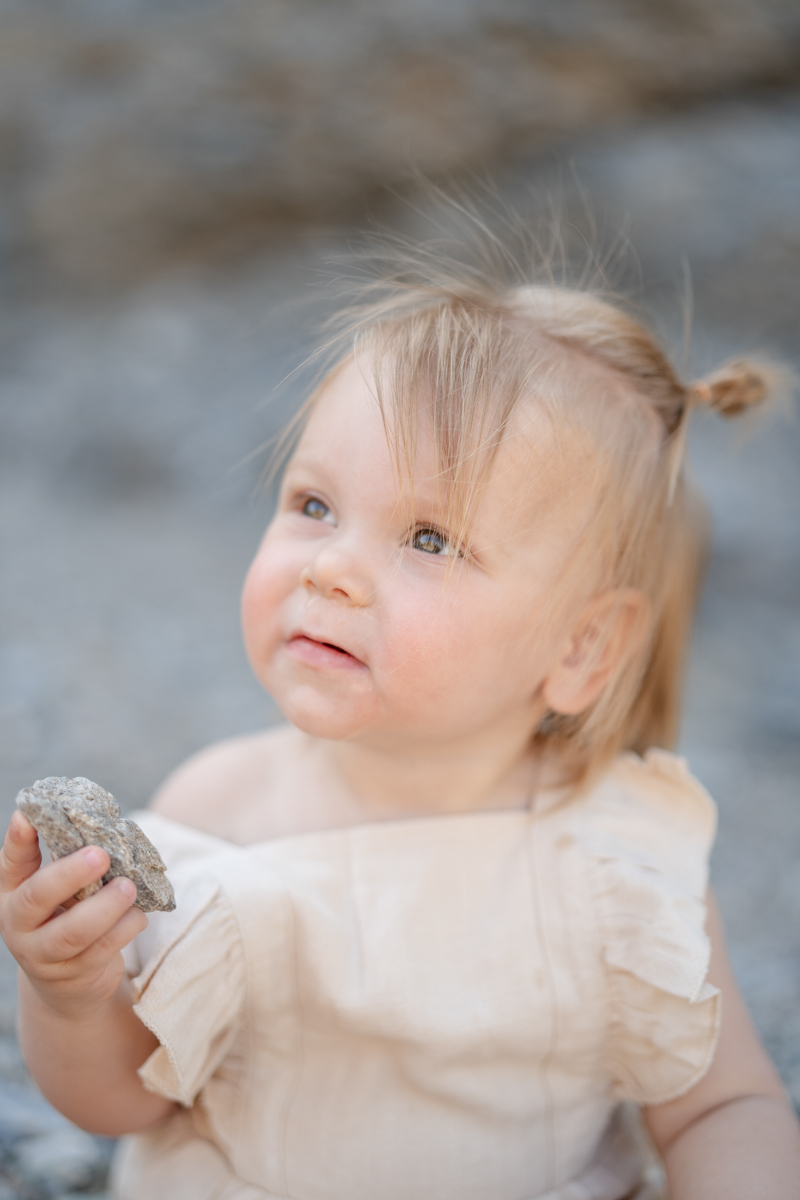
[240,541,295,657]
[381,575,555,702]
[377,580,512,689]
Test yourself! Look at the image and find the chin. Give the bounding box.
[276,693,373,742]
[261,657,376,741]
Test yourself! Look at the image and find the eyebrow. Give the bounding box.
[280,455,333,487]
[287,452,446,503]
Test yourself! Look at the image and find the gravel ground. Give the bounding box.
[0,91,798,1195]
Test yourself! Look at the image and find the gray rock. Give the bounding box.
[0,1083,68,1149]
[0,1035,30,1086]
[59,1195,110,1200]
[16,778,175,914]
[14,1126,106,1195]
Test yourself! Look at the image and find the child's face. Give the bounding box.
[242,358,589,749]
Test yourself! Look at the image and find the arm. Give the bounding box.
[0,811,176,1135]
[644,890,800,1199]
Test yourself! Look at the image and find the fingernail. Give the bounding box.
[84,846,106,868]
[117,878,136,900]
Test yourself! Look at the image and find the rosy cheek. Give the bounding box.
[240,565,262,634]
[241,548,285,646]
[381,591,457,678]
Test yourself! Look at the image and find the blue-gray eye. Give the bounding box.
[302,497,333,522]
[412,527,452,556]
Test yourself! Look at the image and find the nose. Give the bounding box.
[300,534,374,607]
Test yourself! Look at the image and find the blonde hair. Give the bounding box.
[286,217,791,785]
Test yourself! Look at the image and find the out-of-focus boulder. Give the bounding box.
[2,0,799,286]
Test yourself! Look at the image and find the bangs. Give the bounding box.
[361,302,561,552]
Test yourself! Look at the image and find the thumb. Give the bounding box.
[0,812,42,892]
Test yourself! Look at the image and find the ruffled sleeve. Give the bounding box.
[584,750,722,1106]
[131,872,245,1107]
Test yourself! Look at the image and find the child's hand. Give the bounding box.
[0,810,147,1018]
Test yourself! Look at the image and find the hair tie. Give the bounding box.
[665,387,696,504]
[690,382,712,405]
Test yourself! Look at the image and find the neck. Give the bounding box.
[318,719,546,821]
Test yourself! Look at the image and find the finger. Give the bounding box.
[65,902,148,968]
[0,812,42,892]
[33,875,139,964]
[10,845,110,933]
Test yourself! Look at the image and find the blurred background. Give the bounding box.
[1,1,799,1195]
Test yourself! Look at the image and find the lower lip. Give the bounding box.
[286,635,365,671]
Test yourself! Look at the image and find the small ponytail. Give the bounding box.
[666,357,790,503]
[687,358,790,418]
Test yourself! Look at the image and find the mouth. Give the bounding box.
[286,634,365,671]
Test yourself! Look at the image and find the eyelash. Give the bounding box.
[295,494,464,559]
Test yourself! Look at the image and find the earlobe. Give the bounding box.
[542,590,650,717]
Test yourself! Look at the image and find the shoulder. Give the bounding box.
[149,724,301,834]
[570,749,717,894]
[563,751,722,1104]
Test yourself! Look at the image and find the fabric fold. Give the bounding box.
[583,750,721,1105]
[132,877,246,1107]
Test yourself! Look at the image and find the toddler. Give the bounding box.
[2,225,799,1200]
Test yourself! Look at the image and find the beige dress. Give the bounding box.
[112,750,720,1200]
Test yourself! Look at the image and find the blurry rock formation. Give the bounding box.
[2,0,799,287]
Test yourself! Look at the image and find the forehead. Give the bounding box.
[299,357,554,475]
[296,358,385,455]
[291,358,591,543]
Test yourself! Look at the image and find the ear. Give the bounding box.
[541,590,650,717]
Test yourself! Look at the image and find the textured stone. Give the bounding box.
[0,1083,114,1196]
[59,1194,111,1200]
[14,1126,106,1194]
[0,1083,67,1148]
[16,778,175,913]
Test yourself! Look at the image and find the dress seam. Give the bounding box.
[527,815,559,1189]
[578,807,617,1101]
[274,868,302,1200]
[226,880,256,1186]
